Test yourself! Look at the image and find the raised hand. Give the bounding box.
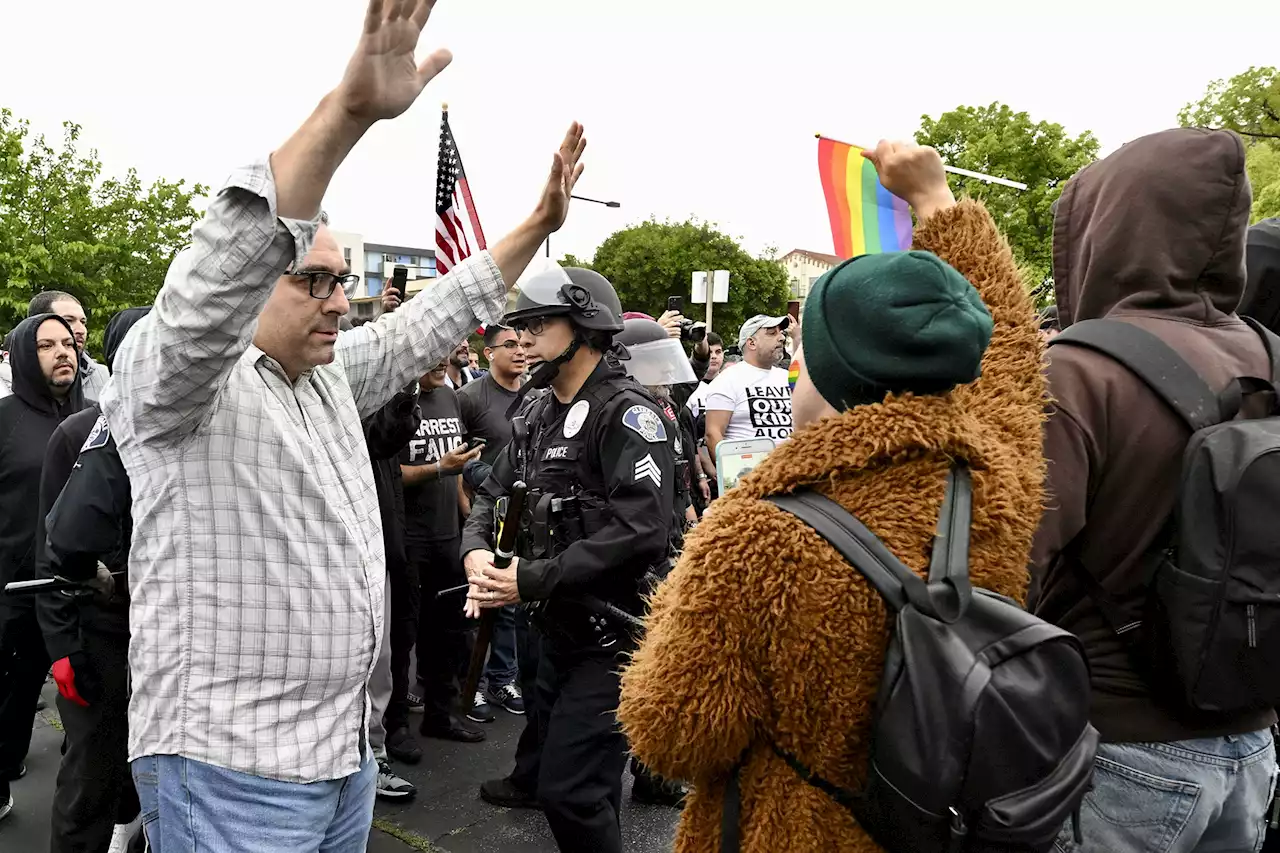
[534,123,588,233]
[861,140,955,221]
[336,0,454,124]
[380,280,402,313]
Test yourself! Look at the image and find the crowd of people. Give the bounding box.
[4,3,1280,853]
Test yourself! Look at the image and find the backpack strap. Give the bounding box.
[766,492,915,613]
[1050,319,1223,431]
[767,466,974,622]
[925,466,974,622]
[1242,317,1280,384]
[721,757,744,853]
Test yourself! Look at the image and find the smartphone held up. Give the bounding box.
[391,266,408,301]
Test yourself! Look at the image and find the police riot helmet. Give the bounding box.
[615,317,697,387]
[503,265,624,334]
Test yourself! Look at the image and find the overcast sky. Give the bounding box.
[3,0,1275,262]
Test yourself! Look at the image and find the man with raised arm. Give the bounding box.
[99,1,586,848]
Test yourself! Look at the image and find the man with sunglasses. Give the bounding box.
[97,1,588,849]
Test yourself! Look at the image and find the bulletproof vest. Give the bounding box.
[519,371,638,553]
[516,367,663,646]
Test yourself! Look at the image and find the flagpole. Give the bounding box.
[815,133,1029,191]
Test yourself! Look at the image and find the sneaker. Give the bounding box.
[420,714,486,743]
[405,692,425,714]
[376,760,416,800]
[467,691,497,724]
[489,683,525,715]
[3,765,25,782]
[385,726,423,765]
[479,777,540,810]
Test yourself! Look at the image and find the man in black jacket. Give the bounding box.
[337,306,426,800]
[0,313,84,822]
[363,378,424,798]
[37,307,149,851]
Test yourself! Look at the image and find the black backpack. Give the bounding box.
[721,466,1098,853]
[1050,317,1280,713]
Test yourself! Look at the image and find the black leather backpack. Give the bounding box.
[721,466,1098,853]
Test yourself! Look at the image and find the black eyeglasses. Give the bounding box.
[289,268,360,299]
[511,317,551,336]
[490,341,522,351]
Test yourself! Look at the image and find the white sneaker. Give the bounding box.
[376,759,416,800]
[0,794,13,823]
[107,823,133,853]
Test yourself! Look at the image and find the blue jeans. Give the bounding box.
[480,604,520,691]
[132,754,376,853]
[1056,729,1277,853]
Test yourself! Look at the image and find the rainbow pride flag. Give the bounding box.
[817,136,912,258]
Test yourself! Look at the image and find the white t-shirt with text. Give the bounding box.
[704,363,793,442]
[686,381,711,420]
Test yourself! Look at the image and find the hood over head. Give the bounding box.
[103,306,152,373]
[7,313,84,415]
[1053,127,1252,327]
[1239,218,1280,333]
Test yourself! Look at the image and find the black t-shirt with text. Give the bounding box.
[400,386,464,542]
[457,373,519,466]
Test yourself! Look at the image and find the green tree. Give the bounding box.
[1180,67,1280,222]
[915,103,1100,287]
[0,108,207,356]
[557,253,592,270]
[588,219,790,342]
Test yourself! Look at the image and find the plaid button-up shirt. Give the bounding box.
[102,159,506,783]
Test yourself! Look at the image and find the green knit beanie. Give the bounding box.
[802,251,993,411]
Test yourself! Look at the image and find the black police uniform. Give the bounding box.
[656,395,694,554]
[463,356,675,853]
[38,408,141,853]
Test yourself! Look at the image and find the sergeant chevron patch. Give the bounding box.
[633,453,662,487]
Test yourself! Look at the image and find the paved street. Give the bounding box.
[0,681,680,852]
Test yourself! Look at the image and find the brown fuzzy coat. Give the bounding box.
[617,200,1046,853]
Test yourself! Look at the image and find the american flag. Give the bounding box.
[435,110,486,275]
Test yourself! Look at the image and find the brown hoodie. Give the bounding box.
[1031,127,1276,743]
[619,200,1045,853]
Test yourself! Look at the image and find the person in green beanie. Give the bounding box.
[792,246,993,422]
[620,139,1048,853]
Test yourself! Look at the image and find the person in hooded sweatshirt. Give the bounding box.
[1239,216,1280,853]
[28,291,110,404]
[35,307,150,852]
[618,141,1045,853]
[0,312,84,823]
[1030,129,1277,852]
[1238,217,1280,853]
[1240,218,1280,330]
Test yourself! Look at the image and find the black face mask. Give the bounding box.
[505,334,583,418]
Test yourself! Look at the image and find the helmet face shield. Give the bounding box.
[503,266,576,327]
[621,337,697,386]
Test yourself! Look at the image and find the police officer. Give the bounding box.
[37,307,150,853]
[463,265,675,853]
[616,315,699,541]
[614,314,695,807]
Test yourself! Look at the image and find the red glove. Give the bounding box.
[52,656,90,708]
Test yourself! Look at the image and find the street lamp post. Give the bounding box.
[546,194,621,258]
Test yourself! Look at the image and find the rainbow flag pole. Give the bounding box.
[816,134,1027,259]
